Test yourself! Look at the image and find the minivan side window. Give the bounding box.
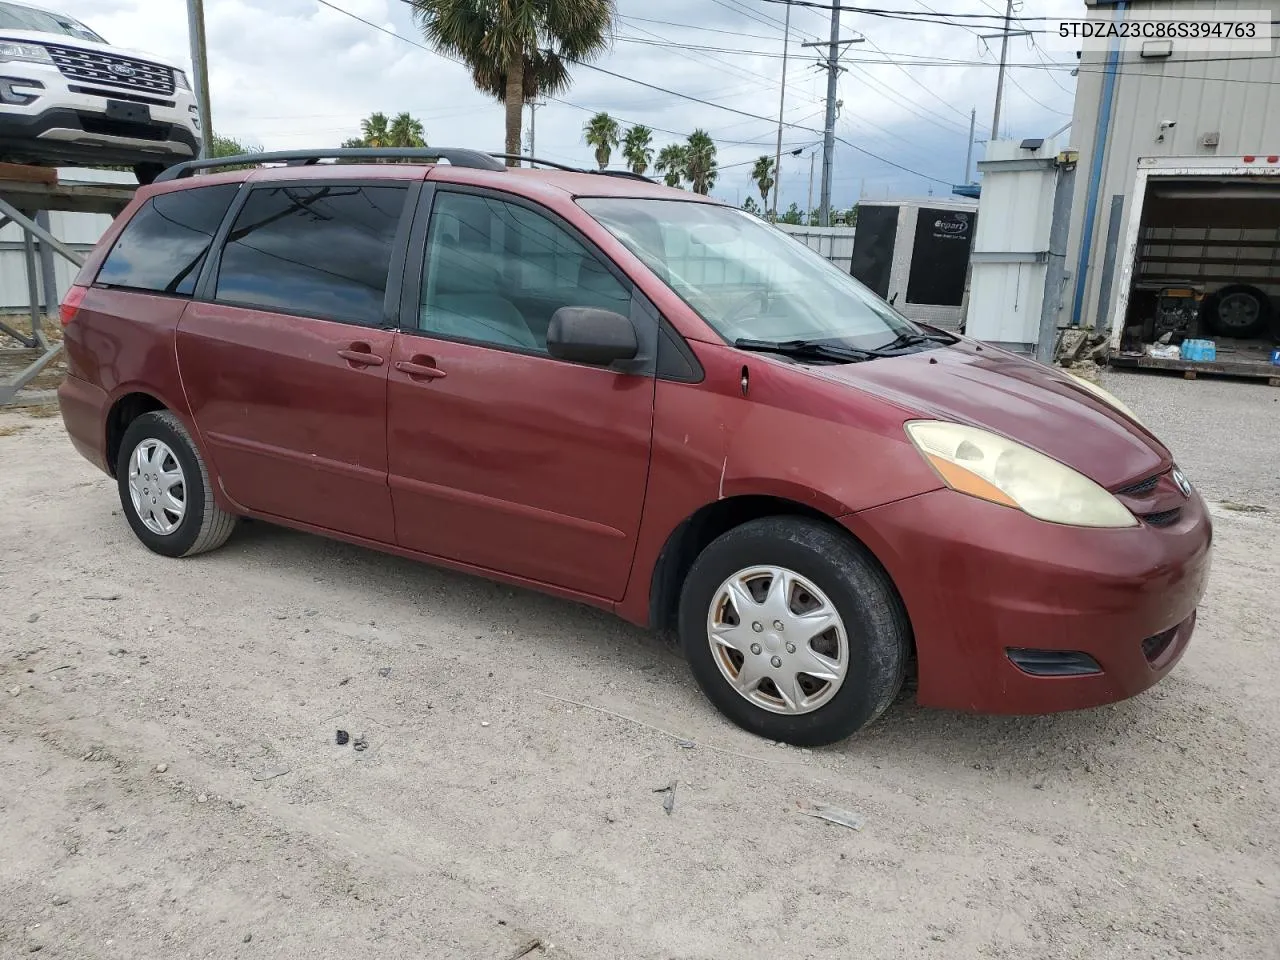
[96,183,239,296]
[215,184,408,327]
[420,191,630,352]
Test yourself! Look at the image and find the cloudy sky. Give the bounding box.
[53,0,1085,208]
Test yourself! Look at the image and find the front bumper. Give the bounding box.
[844,483,1212,714]
[0,63,200,166]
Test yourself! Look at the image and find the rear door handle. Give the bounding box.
[338,347,384,367]
[395,359,447,381]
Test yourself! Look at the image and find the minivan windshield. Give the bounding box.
[578,197,920,352]
[0,2,104,42]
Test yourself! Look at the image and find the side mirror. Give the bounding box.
[547,307,638,365]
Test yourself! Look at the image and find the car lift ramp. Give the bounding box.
[0,167,134,405]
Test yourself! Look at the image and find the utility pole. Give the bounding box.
[964,107,976,183]
[807,149,816,220]
[990,0,1012,141]
[526,101,545,162]
[983,0,1028,145]
[802,3,862,226]
[769,0,792,219]
[186,0,212,159]
[819,0,840,226]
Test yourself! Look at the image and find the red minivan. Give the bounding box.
[56,148,1211,745]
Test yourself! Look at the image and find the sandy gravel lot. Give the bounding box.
[1,371,1278,959]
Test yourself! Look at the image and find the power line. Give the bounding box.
[756,1,1052,20]
[617,14,785,42]
[843,62,974,136]
[860,34,989,134]
[567,57,953,184]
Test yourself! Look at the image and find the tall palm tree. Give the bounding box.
[388,112,427,147]
[409,0,616,164]
[685,129,717,195]
[621,124,654,176]
[655,144,687,188]
[750,155,775,205]
[583,112,621,169]
[359,112,391,148]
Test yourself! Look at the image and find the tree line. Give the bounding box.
[581,113,717,194]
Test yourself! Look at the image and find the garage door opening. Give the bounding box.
[1110,160,1280,382]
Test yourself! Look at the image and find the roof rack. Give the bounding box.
[489,153,656,183]
[153,147,506,183]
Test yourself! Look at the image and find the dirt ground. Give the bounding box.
[2,370,1278,960]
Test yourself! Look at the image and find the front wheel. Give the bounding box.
[116,411,237,557]
[678,517,910,746]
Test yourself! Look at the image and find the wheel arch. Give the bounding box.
[105,391,168,477]
[647,494,910,639]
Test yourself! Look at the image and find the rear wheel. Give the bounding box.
[678,516,909,746]
[1202,284,1273,338]
[116,411,236,557]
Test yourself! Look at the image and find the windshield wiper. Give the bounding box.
[875,329,956,352]
[734,337,887,362]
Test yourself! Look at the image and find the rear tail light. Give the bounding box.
[60,284,87,326]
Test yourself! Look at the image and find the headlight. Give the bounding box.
[1066,373,1144,427]
[905,420,1137,528]
[0,41,52,63]
[174,69,191,91]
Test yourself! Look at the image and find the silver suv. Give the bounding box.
[0,0,202,182]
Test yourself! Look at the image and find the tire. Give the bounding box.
[1202,284,1273,339]
[116,410,236,558]
[678,516,910,746]
[133,161,167,186]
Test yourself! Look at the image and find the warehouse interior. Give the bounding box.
[1117,175,1280,379]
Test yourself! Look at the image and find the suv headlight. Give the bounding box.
[905,420,1137,528]
[0,41,52,64]
[1066,373,1144,427]
[174,69,191,91]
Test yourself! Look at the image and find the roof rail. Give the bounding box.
[595,170,656,183]
[489,153,656,183]
[153,147,506,182]
[489,153,578,172]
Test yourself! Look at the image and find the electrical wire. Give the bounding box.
[566,57,953,184]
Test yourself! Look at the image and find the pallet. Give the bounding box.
[1110,350,1280,385]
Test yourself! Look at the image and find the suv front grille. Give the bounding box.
[45,44,175,96]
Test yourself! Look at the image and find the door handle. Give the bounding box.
[395,358,447,381]
[338,346,385,367]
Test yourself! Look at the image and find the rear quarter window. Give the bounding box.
[96,183,240,296]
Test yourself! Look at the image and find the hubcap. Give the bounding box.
[1218,292,1260,330]
[706,565,849,715]
[127,438,186,536]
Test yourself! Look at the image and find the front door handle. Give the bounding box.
[338,346,384,367]
[395,358,447,381]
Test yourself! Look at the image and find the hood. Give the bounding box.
[808,342,1171,490]
[0,28,182,71]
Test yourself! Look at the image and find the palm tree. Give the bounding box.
[622,125,654,176]
[359,112,391,148]
[655,144,687,188]
[388,112,427,147]
[583,112,621,169]
[684,129,717,195]
[409,0,616,164]
[750,155,775,205]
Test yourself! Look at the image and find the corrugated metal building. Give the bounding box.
[0,168,132,311]
[776,223,857,274]
[1064,0,1280,334]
